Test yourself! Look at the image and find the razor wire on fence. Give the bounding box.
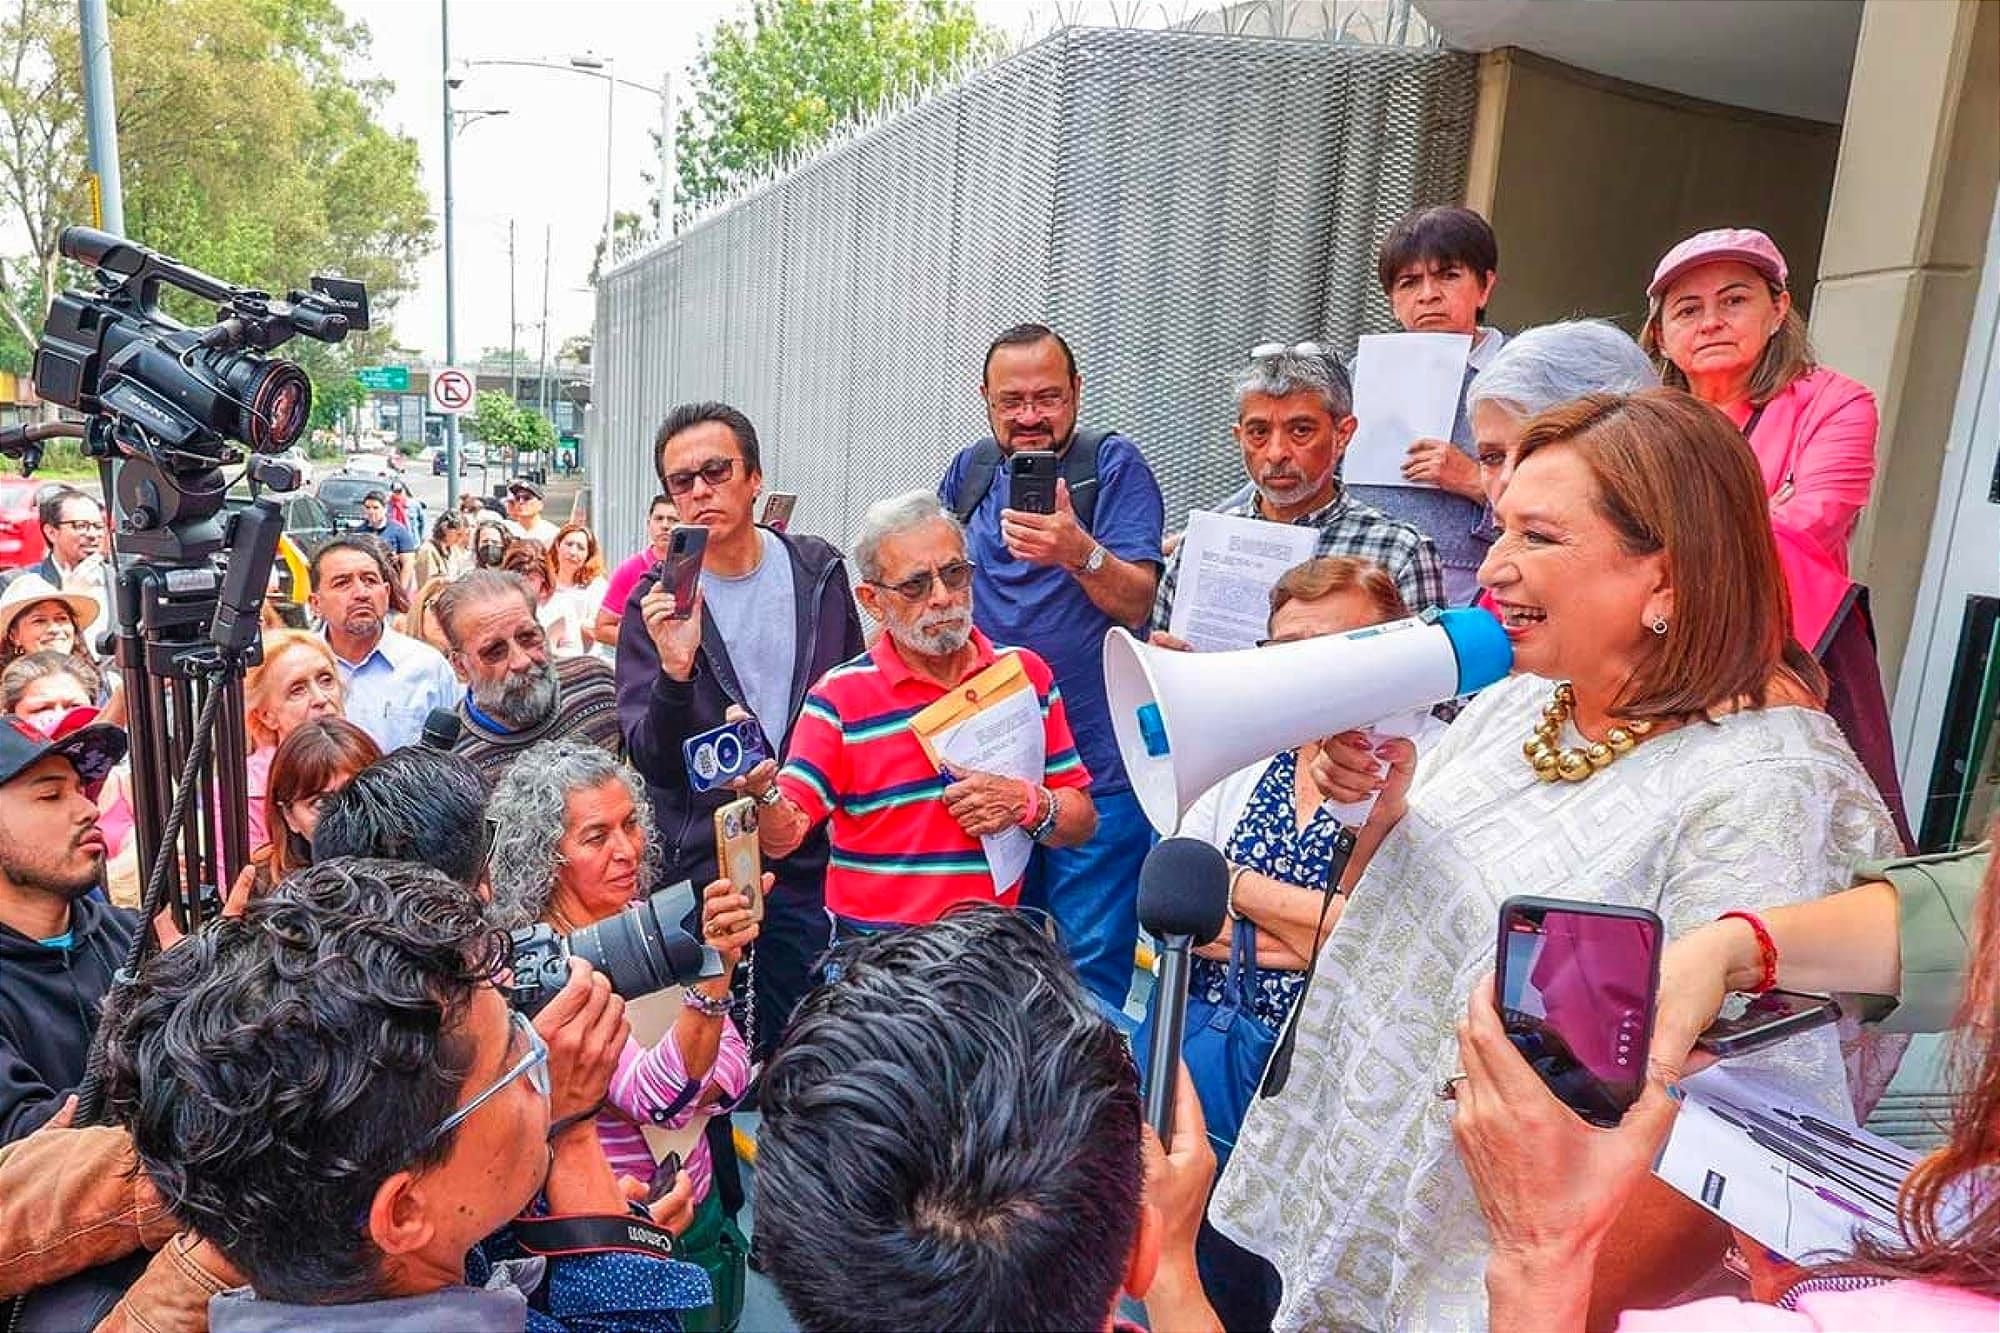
[592,20,1475,562]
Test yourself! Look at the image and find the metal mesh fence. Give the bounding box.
[592,24,1476,562]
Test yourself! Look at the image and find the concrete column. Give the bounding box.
[1810,0,1999,682]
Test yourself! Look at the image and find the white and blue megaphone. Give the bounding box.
[1104,608,1513,833]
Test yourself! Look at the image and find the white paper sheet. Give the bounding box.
[1653,1065,1916,1263]
[924,686,1046,895]
[1166,510,1319,652]
[1345,331,1473,488]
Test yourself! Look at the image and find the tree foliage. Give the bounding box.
[467,389,556,459]
[670,0,998,222]
[0,0,431,378]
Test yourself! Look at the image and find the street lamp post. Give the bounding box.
[453,55,677,264]
[439,0,460,509]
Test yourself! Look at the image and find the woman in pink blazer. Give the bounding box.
[1642,228,1877,574]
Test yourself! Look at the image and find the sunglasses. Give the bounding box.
[1250,340,1330,360]
[869,559,975,602]
[663,458,737,496]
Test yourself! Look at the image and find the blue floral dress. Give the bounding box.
[1190,750,1343,1032]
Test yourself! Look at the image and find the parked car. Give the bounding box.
[223,485,338,558]
[315,471,387,531]
[0,476,50,571]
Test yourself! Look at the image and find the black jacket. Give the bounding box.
[0,894,137,1143]
[615,527,864,922]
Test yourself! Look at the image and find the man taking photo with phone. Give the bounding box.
[938,324,1166,1011]
[616,402,863,1067]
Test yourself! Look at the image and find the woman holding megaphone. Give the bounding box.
[1206,389,1904,1333]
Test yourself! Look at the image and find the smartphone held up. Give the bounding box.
[1493,896,1662,1128]
[655,525,708,620]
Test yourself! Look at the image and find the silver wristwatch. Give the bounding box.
[1080,542,1108,575]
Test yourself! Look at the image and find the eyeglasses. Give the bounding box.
[990,388,1071,416]
[423,1010,549,1148]
[57,519,106,534]
[662,458,738,496]
[869,559,975,602]
[1250,340,1330,360]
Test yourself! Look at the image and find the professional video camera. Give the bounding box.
[0,227,367,1124]
[35,226,364,458]
[507,881,725,1018]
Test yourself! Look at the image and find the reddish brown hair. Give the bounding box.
[1269,556,1409,625]
[1512,389,1824,722]
[1837,817,2000,1294]
[262,717,381,880]
[546,523,605,588]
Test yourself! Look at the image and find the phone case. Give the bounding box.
[761,493,797,533]
[659,527,707,619]
[1009,451,1059,514]
[714,797,765,924]
[1696,991,1842,1057]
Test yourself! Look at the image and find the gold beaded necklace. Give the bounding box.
[1522,682,1653,783]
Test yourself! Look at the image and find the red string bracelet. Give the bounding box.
[1717,910,1778,994]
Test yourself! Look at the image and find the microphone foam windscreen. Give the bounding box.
[1137,837,1230,941]
[420,708,463,750]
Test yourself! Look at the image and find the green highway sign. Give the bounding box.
[355,366,410,392]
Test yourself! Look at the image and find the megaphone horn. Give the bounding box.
[1103,609,1512,834]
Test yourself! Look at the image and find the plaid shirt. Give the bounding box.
[1151,482,1447,634]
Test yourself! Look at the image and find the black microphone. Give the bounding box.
[1137,837,1230,1141]
[420,708,462,750]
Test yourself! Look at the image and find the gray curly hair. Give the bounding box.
[484,738,656,930]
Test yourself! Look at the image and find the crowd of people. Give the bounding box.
[0,205,1993,1333]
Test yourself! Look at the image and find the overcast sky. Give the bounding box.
[339,0,1072,366]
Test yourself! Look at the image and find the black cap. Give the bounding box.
[508,478,544,499]
[0,715,126,789]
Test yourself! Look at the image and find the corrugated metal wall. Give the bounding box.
[592,25,1477,561]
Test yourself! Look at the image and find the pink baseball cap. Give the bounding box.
[1647,228,1788,299]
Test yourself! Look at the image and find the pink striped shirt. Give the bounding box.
[594,1017,752,1203]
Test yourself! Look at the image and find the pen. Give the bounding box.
[1744,1125,1898,1212]
[1723,1099,1902,1189]
[1808,1183,1878,1223]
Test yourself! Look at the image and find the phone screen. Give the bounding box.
[1496,898,1661,1127]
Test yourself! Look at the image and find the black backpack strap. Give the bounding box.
[947,438,1005,524]
[948,429,1110,530]
[1061,428,1109,532]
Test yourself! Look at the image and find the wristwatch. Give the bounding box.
[1080,542,1108,576]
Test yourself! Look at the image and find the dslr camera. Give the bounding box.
[507,879,724,1017]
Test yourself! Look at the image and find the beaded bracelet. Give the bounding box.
[682,986,733,1019]
[1717,910,1778,994]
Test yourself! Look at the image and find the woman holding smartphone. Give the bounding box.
[1449,824,1999,1332]
[1208,390,1902,1333]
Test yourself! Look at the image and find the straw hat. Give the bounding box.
[0,575,100,650]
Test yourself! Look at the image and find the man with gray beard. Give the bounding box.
[740,492,1097,937]
[433,569,621,787]
[1149,344,1445,643]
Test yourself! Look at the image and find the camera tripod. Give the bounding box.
[0,419,288,1120]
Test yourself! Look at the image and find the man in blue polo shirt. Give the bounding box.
[939,323,1164,1008]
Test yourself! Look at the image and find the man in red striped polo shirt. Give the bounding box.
[749,491,1097,933]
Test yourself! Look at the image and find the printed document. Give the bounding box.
[909,655,1046,895]
[1654,1064,1917,1262]
[1345,331,1473,487]
[1167,510,1318,652]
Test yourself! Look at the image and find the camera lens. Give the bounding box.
[212,350,312,453]
[566,888,715,1002]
